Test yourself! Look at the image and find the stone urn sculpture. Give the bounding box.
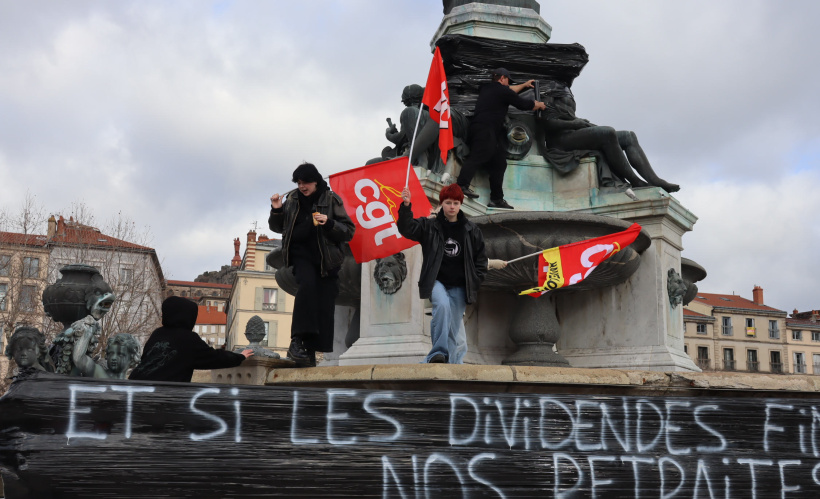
[42,264,115,327]
[471,212,651,367]
[43,264,116,374]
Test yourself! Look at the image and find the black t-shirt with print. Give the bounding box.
[435,217,466,288]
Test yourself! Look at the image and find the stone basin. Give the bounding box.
[470,211,652,367]
[681,257,707,306]
[472,211,651,293]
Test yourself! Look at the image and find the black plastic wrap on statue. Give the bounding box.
[4,373,820,497]
[435,34,589,114]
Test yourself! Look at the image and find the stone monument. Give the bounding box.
[338,0,702,372]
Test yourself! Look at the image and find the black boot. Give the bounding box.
[287,337,310,365]
[458,184,479,199]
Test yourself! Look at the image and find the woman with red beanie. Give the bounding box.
[397,184,487,363]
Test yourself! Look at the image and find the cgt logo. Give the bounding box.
[432,81,451,129]
[354,178,404,246]
[568,243,620,285]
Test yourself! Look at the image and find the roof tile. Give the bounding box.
[691,292,785,313]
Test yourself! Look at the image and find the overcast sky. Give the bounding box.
[1,0,818,312]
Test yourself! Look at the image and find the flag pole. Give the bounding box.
[404,101,425,189]
[505,249,546,265]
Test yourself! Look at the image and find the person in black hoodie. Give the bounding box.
[268,163,355,367]
[129,296,252,382]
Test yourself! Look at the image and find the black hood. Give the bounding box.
[161,296,198,330]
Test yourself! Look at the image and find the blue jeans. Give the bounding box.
[427,281,467,364]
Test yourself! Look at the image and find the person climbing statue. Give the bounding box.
[456,67,547,209]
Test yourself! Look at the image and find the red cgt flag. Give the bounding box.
[329,157,433,263]
[520,223,642,297]
[421,47,454,164]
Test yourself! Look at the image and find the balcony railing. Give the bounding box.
[748,361,760,372]
[770,362,783,374]
[723,359,736,371]
[794,363,807,374]
[262,303,277,311]
[722,326,733,336]
[696,358,710,370]
[769,328,780,339]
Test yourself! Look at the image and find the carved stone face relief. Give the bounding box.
[667,268,687,308]
[373,252,408,295]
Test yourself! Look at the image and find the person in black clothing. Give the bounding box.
[397,184,487,363]
[129,296,252,382]
[457,67,547,209]
[268,163,355,367]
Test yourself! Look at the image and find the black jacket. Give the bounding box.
[471,81,535,131]
[129,297,245,382]
[397,203,487,303]
[268,188,355,276]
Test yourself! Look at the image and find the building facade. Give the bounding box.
[225,231,293,357]
[45,216,165,345]
[1,215,165,352]
[0,232,50,353]
[784,310,820,375]
[196,304,228,347]
[682,286,820,374]
[166,280,232,305]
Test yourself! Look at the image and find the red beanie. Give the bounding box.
[439,184,464,203]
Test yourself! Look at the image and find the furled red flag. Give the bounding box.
[519,223,642,297]
[421,47,454,164]
[329,156,433,264]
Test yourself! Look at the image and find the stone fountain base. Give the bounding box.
[339,165,700,373]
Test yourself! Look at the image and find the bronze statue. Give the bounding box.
[383,84,444,172]
[44,264,116,375]
[4,326,53,373]
[71,319,140,379]
[373,252,408,295]
[667,268,687,308]
[540,83,679,193]
[379,83,471,174]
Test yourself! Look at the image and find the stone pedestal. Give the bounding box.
[557,188,700,371]
[337,1,699,372]
[339,245,432,365]
[210,356,295,385]
[431,2,552,49]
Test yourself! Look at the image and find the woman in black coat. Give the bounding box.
[268,163,355,367]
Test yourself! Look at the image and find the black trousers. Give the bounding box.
[291,257,339,352]
[457,124,508,201]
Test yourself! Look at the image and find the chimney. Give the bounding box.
[245,230,257,270]
[47,216,57,238]
[57,216,66,235]
[752,285,764,305]
[231,237,242,268]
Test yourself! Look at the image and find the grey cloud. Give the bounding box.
[0,0,817,310]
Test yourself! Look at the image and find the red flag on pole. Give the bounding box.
[329,157,433,264]
[520,223,642,297]
[421,47,454,164]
